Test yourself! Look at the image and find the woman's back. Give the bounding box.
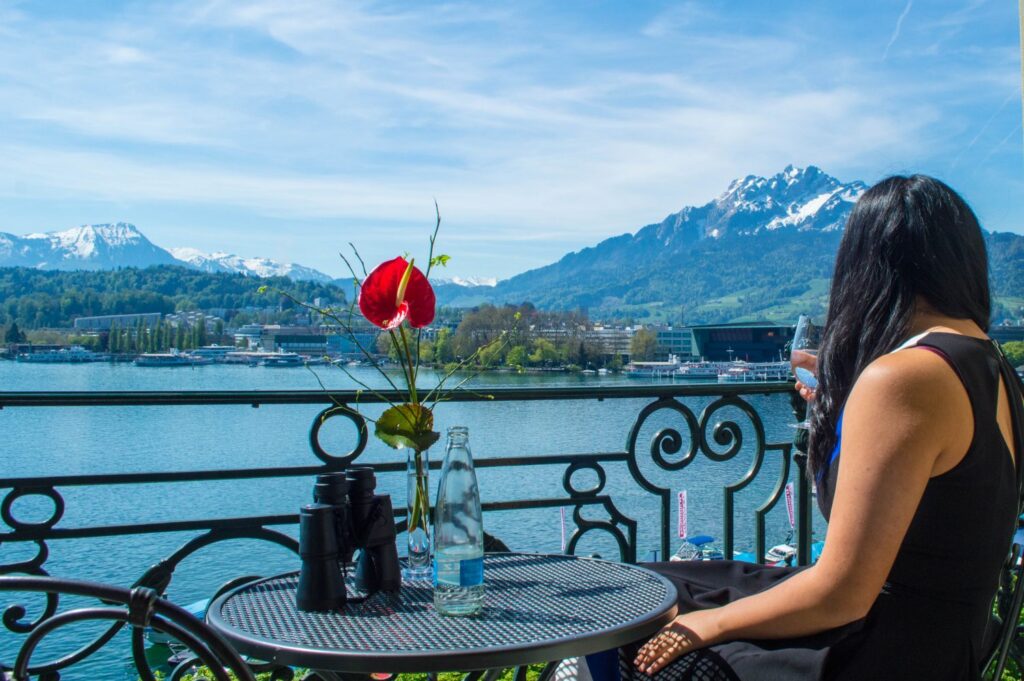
[627,176,1018,680]
[818,332,1018,678]
[624,331,1019,681]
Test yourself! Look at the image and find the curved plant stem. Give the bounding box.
[399,326,418,405]
[408,449,430,533]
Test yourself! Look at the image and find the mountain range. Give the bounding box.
[434,165,1023,323]
[0,222,335,283]
[2,165,1021,324]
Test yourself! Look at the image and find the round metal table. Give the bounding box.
[206,552,678,674]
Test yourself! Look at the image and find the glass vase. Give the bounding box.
[404,447,432,580]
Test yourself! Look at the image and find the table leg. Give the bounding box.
[302,671,364,681]
[302,672,340,681]
[463,660,559,681]
[535,661,559,681]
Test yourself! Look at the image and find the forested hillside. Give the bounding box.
[0,266,346,328]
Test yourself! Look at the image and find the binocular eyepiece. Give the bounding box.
[296,467,402,612]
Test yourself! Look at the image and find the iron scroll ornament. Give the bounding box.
[0,575,256,681]
[2,524,298,678]
[1,487,65,532]
[561,460,638,562]
[308,405,369,466]
[626,394,792,561]
[699,396,792,561]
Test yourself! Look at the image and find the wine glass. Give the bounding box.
[790,315,820,428]
[791,315,820,389]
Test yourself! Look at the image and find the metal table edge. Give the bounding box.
[205,552,679,673]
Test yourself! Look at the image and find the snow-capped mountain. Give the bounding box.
[468,165,870,315]
[436,276,498,287]
[0,222,334,282]
[647,165,866,243]
[0,223,180,270]
[169,248,333,283]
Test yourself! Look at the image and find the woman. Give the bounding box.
[626,175,1022,680]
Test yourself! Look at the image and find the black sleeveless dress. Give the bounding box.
[619,333,1020,681]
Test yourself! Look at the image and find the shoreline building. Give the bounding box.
[688,322,792,362]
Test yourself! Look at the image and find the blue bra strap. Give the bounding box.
[816,410,844,482]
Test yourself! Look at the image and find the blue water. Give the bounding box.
[0,361,820,678]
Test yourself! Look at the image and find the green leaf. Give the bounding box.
[430,254,451,268]
[257,285,268,294]
[375,403,440,451]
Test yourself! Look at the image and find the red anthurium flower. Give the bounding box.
[358,256,436,330]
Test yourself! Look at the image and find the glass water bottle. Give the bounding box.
[432,426,484,616]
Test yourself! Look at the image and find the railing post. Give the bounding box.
[789,390,812,565]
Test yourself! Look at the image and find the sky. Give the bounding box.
[0,0,1020,281]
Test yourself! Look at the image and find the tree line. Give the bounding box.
[0,266,345,329]
[376,303,626,370]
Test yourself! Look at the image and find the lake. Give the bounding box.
[0,361,820,678]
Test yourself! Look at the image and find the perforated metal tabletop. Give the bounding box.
[206,552,678,673]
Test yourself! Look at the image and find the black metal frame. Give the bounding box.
[0,574,256,681]
[1,383,809,677]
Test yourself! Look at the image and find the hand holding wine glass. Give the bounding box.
[791,315,820,384]
[791,316,820,420]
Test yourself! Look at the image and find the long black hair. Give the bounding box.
[808,175,990,481]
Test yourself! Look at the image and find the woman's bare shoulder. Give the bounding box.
[851,344,965,419]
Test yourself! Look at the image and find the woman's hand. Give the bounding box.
[792,351,818,402]
[795,378,817,402]
[634,614,710,675]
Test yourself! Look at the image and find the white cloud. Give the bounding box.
[883,0,913,60]
[0,0,1018,278]
[103,45,149,64]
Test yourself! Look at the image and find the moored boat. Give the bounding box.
[135,353,213,367]
[625,354,684,378]
[260,352,304,367]
[717,360,790,383]
[16,346,109,363]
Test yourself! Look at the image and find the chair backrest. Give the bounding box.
[985,346,1024,678]
[0,575,255,681]
[984,543,1024,678]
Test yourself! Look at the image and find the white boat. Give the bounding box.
[260,353,304,367]
[223,351,263,365]
[764,543,798,565]
[135,353,212,367]
[16,346,108,363]
[597,367,609,375]
[670,535,725,561]
[677,361,724,380]
[717,361,790,383]
[625,354,684,378]
[189,345,237,361]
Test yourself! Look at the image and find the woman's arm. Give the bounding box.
[636,347,972,674]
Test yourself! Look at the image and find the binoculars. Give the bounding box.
[296,467,401,612]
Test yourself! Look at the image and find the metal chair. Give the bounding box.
[0,575,256,681]
[983,542,1024,679]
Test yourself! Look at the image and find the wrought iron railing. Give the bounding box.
[0,383,809,677]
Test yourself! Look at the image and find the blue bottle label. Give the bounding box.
[459,556,484,586]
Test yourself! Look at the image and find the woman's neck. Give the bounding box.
[906,304,986,340]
